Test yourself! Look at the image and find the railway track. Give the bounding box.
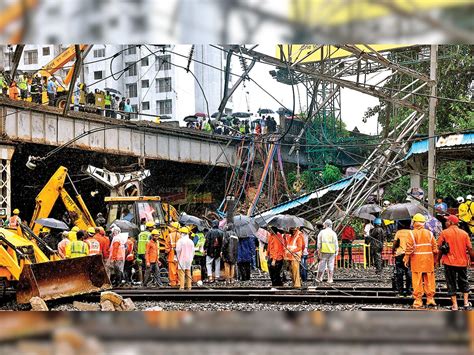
[67,286,474,307]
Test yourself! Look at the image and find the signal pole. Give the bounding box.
[427,45,438,215]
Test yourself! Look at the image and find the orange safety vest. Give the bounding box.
[405,224,438,273]
[284,231,304,261]
[85,237,101,255]
[8,215,20,228]
[166,231,181,262]
[126,240,135,261]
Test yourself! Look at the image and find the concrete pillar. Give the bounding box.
[0,145,15,217]
[410,171,421,190]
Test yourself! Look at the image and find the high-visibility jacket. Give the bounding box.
[8,215,21,228]
[8,86,19,100]
[137,231,151,255]
[268,232,285,261]
[166,230,181,262]
[104,94,111,106]
[459,202,471,223]
[145,240,159,265]
[94,233,110,258]
[85,237,101,255]
[393,229,411,257]
[317,228,338,254]
[284,231,304,261]
[403,223,438,273]
[66,240,89,258]
[109,240,125,261]
[192,232,206,256]
[18,78,27,91]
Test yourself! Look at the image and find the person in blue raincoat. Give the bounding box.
[237,235,255,281]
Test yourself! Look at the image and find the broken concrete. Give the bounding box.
[100,300,115,312]
[121,298,136,311]
[30,297,49,311]
[72,301,100,311]
[100,291,124,306]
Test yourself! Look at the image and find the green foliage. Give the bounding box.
[321,164,342,185]
[383,161,474,202]
[364,45,474,134]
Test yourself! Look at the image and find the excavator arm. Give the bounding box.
[30,166,95,234]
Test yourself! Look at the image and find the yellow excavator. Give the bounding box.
[0,223,110,304]
[0,166,111,304]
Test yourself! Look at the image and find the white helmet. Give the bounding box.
[467,195,473,200]
[457,196,465,203]
[383,200,390,207]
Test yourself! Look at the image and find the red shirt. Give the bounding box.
[94,233,110,258]
[438,225,472,267]
[268,233,285,261]
[341,226,356,241]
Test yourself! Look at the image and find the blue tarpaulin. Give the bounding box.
[405,133,474,160]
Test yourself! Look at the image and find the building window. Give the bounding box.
[126,83,138,98]
[156,99,172,115]
[125,62,137,76]
[127,45,136,55]
[156,55,171,70]
[93,48,105,58]
[156,77,171,93]
[24,50,38,65]
[141,57,149,66]
[93,71,104,80]
[142,101,150,111]
[141,80,149,88]
[132,104,138,112]
[42,47,50,56]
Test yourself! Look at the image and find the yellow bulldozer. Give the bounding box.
[0,224,110,304]
[0,166,111,304]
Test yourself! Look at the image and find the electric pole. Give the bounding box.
[427,45,438,215]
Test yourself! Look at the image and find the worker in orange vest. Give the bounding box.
[403,213,438,308]
[94,227,110,259]
[144,230,163,287]
[284,228,305,289]
[8,209,21,228]
[84,227,101,255]
[124,235,137,284]
[166,222,181,287]
[8,81,19,100]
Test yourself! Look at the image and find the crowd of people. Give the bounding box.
[0,72,136,119]
[3,191,473,310]
[186,115,279,137]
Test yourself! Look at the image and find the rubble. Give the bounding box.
[30,297,49,311]
[100,300,115,312]
[100,291,124,306]
[72,301,100,311]
[122,298,136,311]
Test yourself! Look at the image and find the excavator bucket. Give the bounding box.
[16,255,111,304]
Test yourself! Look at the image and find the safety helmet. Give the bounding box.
[87,227,96,235]
[457,196,465,203]
[40,227,50,233]
[72,226,80,232]
[145,221,155,228]
[383,200,390,207]
[12,208,19,215]
[151,229,160,236]
[374,218,382,225]
[180,226,190,234]
[412,213,426,223]
[170,221,180,230]
[467,194,473,200]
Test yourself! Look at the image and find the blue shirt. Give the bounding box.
[47,81,56,94]
[124,104,133,113]
[434,202,448,212]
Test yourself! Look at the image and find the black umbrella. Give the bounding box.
[109,219,140,236]
[179,213,208,231]
[35,218,70,230]
[380,203,429,221]
[266,214,313,232]
[353,204,382,215]
[352,212,376,221]
[231,215,259,238]
[184,115,199,123]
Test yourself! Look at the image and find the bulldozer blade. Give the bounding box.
[16,254,111,304]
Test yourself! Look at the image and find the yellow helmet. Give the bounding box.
[87,227,96,234]
[145,221,155,228]
[179,226,190,234]
[13,208,19,215]
[412,213,426,223]
[170,222,180,230]
[151,229,160,235]
[72,226,80,232]
[40,227,50,233]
